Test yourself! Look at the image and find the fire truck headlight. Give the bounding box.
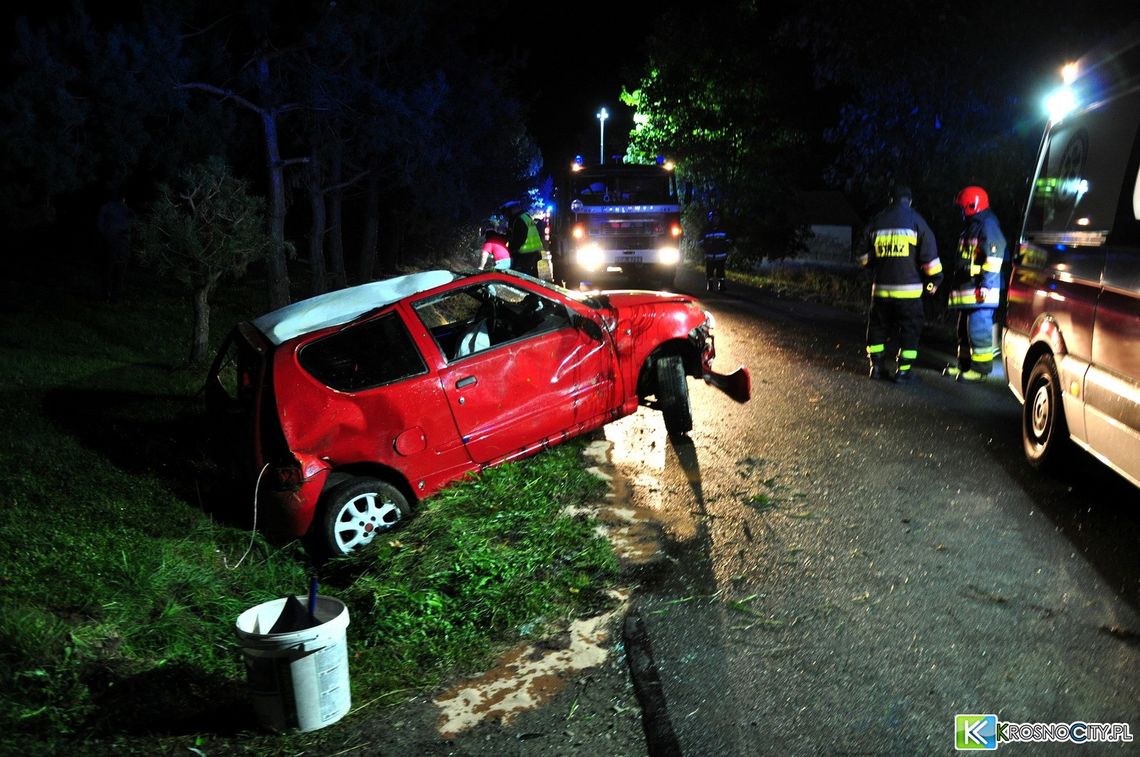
[657,246,680,265]
[576,244,604,271]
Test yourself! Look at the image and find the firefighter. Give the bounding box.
[502,200,544,277]
[701,210,731,292]
[857,185,943,383]
[943,186,1006,382]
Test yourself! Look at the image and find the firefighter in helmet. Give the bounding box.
[943,185,1006,382]
[857,185,943,383]
[700,210,731,292]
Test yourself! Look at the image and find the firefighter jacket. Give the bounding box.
[509,212,544,256]
[857,204,942,299]
[947,208,1006,309]
[700,228,731,260]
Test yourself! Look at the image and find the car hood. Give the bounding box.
[594,290,695,310]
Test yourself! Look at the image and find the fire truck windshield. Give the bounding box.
[572,173,673,205]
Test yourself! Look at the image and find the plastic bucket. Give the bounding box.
[235,595,351,732]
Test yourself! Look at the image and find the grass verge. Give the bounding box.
[0,258,617,755]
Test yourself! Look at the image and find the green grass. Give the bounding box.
[725,261,870,312]
[0,258,617,753]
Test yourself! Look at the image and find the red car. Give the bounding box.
[206,270,749,555]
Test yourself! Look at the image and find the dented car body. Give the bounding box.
[205,269,749,555]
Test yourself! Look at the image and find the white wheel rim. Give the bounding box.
[334,491,402,552]
[1031,383,1051,440]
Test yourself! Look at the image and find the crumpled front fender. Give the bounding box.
[703,366,751,403]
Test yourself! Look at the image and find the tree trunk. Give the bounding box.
[259,57,291,310]
[307,159,327,296]
[357,164,380,283]
[190,284,211,365]
[327,143,346,290]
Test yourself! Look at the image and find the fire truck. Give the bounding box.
[549,159,685,290]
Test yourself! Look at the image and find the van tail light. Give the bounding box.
[671,223,682,238]
[572,224,585,239]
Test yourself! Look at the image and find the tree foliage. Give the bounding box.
[136,157,272,363]
[777,0,1137,238]
[623,5,809,259]
[2,1,540,307]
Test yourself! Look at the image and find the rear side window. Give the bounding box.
[1025,90,1140,236]
[298,312,426,392]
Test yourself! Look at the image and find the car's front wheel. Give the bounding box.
[656,355,692,437]
[314,477,410,556]
[1023,353,1069,469]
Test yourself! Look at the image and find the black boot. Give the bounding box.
[868,358,883,380]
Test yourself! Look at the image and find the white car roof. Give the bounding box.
[251,270,458,346]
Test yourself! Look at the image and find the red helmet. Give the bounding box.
[955,186,989,216]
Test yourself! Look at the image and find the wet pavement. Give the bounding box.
[605,267,1140,755]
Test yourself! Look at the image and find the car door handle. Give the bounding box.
[456,376,477,389]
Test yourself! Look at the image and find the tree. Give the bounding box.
[136,158,273,364]
[622,5,808,259]
[0,7,193,231]
[777,0,1138,238]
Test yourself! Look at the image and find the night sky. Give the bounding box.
[496,0,683,170]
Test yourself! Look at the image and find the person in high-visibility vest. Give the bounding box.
[502,201,543,277]
[943,186,1006,382]
[857,185,943,383]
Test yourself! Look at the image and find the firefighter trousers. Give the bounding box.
[955,308,996,375]
[866,298,923,368]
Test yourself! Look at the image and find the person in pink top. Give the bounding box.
[479,217,511,270]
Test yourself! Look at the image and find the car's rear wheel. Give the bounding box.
[656,355,692,436]
[314,477,410,556]
[1023,353,1068,469]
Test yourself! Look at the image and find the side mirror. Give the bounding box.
[570,199,584,213]
[572,314,605,342]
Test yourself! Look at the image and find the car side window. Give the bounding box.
[414,283,571,362]
[298,312,426,392]
[1026,91,1140,236]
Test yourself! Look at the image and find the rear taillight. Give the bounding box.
[572,224,585,239]
[275,463,303,488]
[671,223,683,238]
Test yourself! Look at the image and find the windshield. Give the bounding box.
[496,270,604,308]
[571,173,673,206]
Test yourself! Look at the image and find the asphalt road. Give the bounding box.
[603,267,1140,755]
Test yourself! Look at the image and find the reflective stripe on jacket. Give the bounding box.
[701,230,731,260]
[947,209,1005,309]
[857,204,942,299]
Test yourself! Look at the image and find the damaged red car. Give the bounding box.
[205,270,749,555]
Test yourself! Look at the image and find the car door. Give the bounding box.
[414,281,617,464]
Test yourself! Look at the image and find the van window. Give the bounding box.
[298,312,426,392]
[1025,91,1140,236]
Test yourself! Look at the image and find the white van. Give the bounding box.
[1003,25,1140,488]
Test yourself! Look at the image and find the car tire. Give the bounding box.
[313,477,410,556]
[1023,353,1069,469]
[656,355,692,437]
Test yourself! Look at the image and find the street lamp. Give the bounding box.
[597,107,608,164]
